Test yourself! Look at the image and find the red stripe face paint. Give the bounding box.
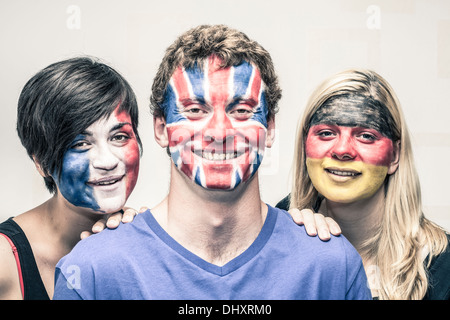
[164,56,268,190]
[54,107,140,213]
[115,109,140,201]
[306,125,394,167]
[305,94,395,203]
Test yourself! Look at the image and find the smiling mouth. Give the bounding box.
[87,175,124,186]
[325,168,361,177]
[193,150,245,161]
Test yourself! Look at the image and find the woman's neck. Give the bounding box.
[15,193,100,256]
[321,187,385,254]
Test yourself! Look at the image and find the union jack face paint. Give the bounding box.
[305,95,395,203]
[53,108,140,213]
[162,56,268,190]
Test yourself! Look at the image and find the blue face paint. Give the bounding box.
[232,61,253,98]
[162,84,188,124]
[163,60,268,127]
[185,62,205,98]
[251,90,268,128]
[53,135,100,211]
[164,56,269,190]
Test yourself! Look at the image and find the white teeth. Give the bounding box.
[328,170,359,177]
[195,150,241,161]
[96,179,119,185]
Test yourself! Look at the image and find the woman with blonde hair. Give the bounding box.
[277,69,450,299]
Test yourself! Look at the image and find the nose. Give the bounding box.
[331,132,356,161]
[202,108,234,145]
[91,143,119,171]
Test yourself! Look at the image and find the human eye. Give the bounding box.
[70,140,90,151]
[229,103,254,120]
[182,103,209,120]
[316,130,336,140]
[356,130,379,143]
[362,133,376,140]
[111,133,131,144]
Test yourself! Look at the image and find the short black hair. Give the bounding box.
[17,56,142,193]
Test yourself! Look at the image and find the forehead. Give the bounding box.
[172,57,260,100]
[309,94,394,139]
[84,108,132,133]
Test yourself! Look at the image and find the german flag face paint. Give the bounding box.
[162,56,268,190]
[53,107,140,213]
[305,94,395,203]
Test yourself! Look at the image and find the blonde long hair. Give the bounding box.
[290,69,448,299]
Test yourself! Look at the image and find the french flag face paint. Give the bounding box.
[305,95,395,203]
[162,56,268,190]
[53,108,140,213]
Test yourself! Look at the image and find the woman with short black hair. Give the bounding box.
[0,57,142,299]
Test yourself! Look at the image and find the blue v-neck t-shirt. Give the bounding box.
[53,205,371,300]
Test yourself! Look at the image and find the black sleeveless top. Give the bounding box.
[0,218,50,300]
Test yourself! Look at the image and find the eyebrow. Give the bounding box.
[225,97,258,110]
[237,98,258,107]
[81,122,133,136]
[180,97,206,106]
[110,122,133,132]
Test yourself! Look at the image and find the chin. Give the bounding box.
[95,198,126,214]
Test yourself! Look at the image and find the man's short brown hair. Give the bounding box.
[150,24,282,120]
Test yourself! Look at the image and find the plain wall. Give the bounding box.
[1,0,449,231]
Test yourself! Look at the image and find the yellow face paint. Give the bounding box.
[306,157,388,203]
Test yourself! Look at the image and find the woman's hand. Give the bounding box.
[288,208,341,241]
[80,206,149,239]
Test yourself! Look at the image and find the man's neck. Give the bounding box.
[152,166,267,266]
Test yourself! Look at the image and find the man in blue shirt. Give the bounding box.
[53,24,371,300]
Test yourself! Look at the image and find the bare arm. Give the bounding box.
[0,236,22,299]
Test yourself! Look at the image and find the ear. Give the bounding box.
[265,116,276,148]
[388,140,400,175]
[32,156,47,177]
[153,115,169,148]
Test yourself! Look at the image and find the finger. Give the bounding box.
[122,208,138,223]
[300,209,317,236]
[288,208,304,225]
[106,212,122,229]
[80,231,92,240]
[92,218,107,233]
[314,213,331,241]
[139,206,149,213]
[325,217,342,236]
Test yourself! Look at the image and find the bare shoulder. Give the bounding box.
[0,236,22,299]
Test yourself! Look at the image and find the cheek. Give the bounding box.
[305,134,330,159]
[123,140,140,196]
[236,124,266,150]
[56,151,98,209]
[167,124,195,148]
[357,138,394,166]
[305,157,322,182]
[59,152,90,186]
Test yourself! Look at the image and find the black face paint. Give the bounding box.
[309,94,395,140]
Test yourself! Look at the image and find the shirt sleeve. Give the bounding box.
[339,237,372,300]
[53,265,84,300]
[345,262,372,300]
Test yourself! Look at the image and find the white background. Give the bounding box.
[1,0,449,231]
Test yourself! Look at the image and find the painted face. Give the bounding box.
[305,94,395,203]
[53,108,140,213]
[162,56,268,190]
